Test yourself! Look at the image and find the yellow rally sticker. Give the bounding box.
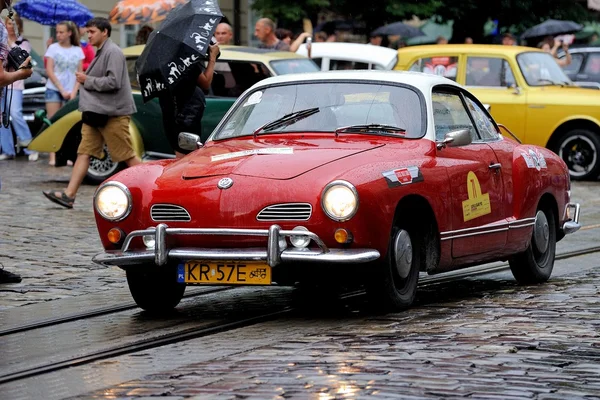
[462,171,491,222]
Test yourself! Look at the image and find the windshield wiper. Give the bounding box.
[334,124,406,137]
[536,78,565,87]
[253,107,320,138]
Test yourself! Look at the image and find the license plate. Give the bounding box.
[178,261,271,285]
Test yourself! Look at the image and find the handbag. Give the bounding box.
[82,111,109,128]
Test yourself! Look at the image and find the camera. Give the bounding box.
[7,46,31,71]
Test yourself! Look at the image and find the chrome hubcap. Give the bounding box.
[533,210,549,254]
[393,229,413,279]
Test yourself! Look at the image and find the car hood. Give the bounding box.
[180,137,385,180]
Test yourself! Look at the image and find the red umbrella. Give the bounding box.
[109,0,187,25]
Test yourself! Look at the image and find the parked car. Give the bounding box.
[28,45,319,183]
[558,46,600,85]
[296,42,398,71]
[91,70,581,313]
[396,44,600,180]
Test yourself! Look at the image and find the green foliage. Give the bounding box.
[251,0,597,40]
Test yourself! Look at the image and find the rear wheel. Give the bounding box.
[366,224,420,311]
[126,264,185,313]
[85,145,124,184]
[556,129,600,181]
[509,206,556,284]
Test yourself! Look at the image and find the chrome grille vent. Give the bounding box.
[151,204,191,222]
[257,203,312,221]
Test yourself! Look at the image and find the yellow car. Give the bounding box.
[396,44,600,180]
[29,45,318,183]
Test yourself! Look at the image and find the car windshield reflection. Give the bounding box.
[213,82,425,140]
[517,52,573,86]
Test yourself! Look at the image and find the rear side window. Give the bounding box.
[563,53,584,74]
[583,53,600,74]
[466,57,515,87]
[410,56,459,81]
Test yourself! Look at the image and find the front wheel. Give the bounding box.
[556,129,600,181]
[366,226,420,311]
[126,265,186,313]
[509,206,556,284]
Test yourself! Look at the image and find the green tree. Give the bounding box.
[251,0,596,43]
[251,0,440,34]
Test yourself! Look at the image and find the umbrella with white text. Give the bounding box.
[135,0,222,102]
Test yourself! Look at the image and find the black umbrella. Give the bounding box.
[135,0,223,102]
[521,19,583,39]
[371,22,425,38]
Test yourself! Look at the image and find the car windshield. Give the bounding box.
[212,81,425,140]
[269,59,320,74]
[517,52,572,86]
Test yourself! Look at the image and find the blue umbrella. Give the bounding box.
[14,0,94,27]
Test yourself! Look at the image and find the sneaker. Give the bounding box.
[28,152,39,161]
[0,154,15,161]
[0,267,22,283]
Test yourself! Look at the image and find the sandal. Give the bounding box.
[43,190,75,209]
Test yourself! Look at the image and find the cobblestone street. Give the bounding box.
[0,158,124,309]
[2,157,600,399]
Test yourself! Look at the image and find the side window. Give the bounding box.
[583,53,600,74]
[409,56,459,81]
[432,92,477,142]
[563,53,584,74]
[465,97,499,141]
[466,57,514,87]
[311,57,323,68]
[330,60,369,70]
[211,61,271,98]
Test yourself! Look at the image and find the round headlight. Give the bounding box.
[95,182,132,221]
[321,180,358,222]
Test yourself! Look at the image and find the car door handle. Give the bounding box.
[489,163,502,170]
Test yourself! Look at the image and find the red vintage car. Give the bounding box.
[92,71,581,313]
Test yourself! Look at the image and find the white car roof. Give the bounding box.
[249,70,462,94]
[296,42,398,69]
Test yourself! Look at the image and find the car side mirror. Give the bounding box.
[178,132,203,151]
[437,129,472,150]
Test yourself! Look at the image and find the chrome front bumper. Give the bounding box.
[562,203,581,235]
[92,223,381,268]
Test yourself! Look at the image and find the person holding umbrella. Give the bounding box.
[158,42,219,158]
[42,17,141,209]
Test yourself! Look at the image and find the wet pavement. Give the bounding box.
[2,157,600,399]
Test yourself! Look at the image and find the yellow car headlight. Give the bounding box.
[321,180,359,222]
[94,182,132,221]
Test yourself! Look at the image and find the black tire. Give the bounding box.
[556,129,600,181]
[84,145,124,185]
[126,265,186,313]
[509,206,556,284]
[366,223,420,311]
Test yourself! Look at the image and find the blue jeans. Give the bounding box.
[0,89,33,156]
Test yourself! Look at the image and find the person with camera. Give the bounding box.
[45,20,84,166]
[0,0,33,283]
[0,13,38,161]
[42,17,141,209]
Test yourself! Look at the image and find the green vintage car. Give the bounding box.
[29,45,319,183]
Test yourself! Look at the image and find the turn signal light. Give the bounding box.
[334,228,353,244]
[107,228,124,244]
